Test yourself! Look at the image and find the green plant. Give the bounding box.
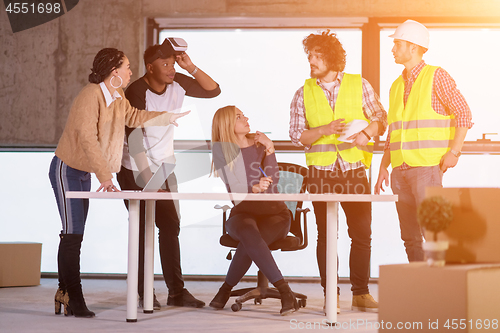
[417,196,454,241]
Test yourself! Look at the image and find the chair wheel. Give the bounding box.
[254,298,262,305]
[298,299,307,308]
[231,302,242,312]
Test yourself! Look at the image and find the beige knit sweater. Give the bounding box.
[55,83,172,183]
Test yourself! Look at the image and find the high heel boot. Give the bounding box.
[55,234,71,315]
[209,282,233,309]
[59,234,95,318]
[274,279,299,316]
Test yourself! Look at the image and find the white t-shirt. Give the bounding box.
[121,73,221,173]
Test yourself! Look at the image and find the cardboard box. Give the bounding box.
[379,263,500,332]
[425,187,500,263]
[0,242,42,287]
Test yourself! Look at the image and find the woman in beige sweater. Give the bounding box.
[48,48,189,318]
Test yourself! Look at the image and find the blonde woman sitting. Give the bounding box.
[209,105,299,316]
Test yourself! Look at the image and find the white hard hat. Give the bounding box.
[389,20,429,49]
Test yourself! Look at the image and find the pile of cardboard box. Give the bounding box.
[0,242,42,287]
[379,188,500,332]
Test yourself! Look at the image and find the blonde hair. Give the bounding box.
[211,106,239,176]
[211,105,256,176]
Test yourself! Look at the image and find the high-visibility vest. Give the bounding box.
[304,75,373,168]
[388,65,455,168]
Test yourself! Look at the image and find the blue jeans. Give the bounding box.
[391,165,443,261]
[49,156,91,235]
[224,207,290,286]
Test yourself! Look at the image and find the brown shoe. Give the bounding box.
[323,294,340,315]
[351,294,378,313]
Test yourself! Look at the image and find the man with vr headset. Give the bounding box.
[117,38,221,309]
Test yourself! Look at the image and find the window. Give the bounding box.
[380,28,500,142]
[159,28,362,141]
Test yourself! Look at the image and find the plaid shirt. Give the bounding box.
[384,61,473,170]
[289,72,387,172]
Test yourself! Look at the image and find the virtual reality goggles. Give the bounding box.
[145,37,188,64]
[166,37,188,52]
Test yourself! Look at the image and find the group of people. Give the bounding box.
[49,19,472,318]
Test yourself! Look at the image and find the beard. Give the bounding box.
[310,66,329,79]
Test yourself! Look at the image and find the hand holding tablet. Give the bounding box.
[337,119,369,143]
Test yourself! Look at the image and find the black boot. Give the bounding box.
[209,282,233,309]
[55,234,70,315]
[274,279,299,316]
[59,234,95,318]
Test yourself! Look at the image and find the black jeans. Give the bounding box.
[117,166,184,297]
[308,166,372,296]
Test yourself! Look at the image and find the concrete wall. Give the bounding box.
[1,0,499,145]
[142,0,500,18]
[0,0,142,145]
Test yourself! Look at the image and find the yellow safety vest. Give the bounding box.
[304,75,373,168]
[388,65,455,168]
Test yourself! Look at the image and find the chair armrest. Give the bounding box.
[214,204,232,235]
[296,207,310,250]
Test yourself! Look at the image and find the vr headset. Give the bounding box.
[145,37,188,64]
[166,37,188,52]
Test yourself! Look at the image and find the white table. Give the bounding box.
[65,191,397,323]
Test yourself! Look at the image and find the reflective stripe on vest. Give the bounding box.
[308,142,374,154]
[388,65,454,168]
[304,75,373,168]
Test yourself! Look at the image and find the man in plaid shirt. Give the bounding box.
[289,30,387,313]
[374,20,473,262]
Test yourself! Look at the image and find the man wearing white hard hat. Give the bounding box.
[374,20,473,261]
[290,30,387,313]
[117,38,221,309]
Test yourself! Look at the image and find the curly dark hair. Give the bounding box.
[303,30,346,72]
[88,48,125,84]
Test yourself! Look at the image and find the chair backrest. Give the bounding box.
[216,162,309,252]
[277,163,308,239]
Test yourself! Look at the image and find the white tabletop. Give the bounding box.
[66,190,397,323]
[66,191,398,203]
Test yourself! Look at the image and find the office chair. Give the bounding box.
[214,162,310,312]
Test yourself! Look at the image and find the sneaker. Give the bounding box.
[351,294,378,313]
[167,288,205,308]
[323,294,340,315]
[138,291,161,310]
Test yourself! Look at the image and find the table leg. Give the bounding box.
[143,200,155,313]
[325,201,338,324]
[126,199,140,322]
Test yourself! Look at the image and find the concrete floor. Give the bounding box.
[0,278,380,333]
